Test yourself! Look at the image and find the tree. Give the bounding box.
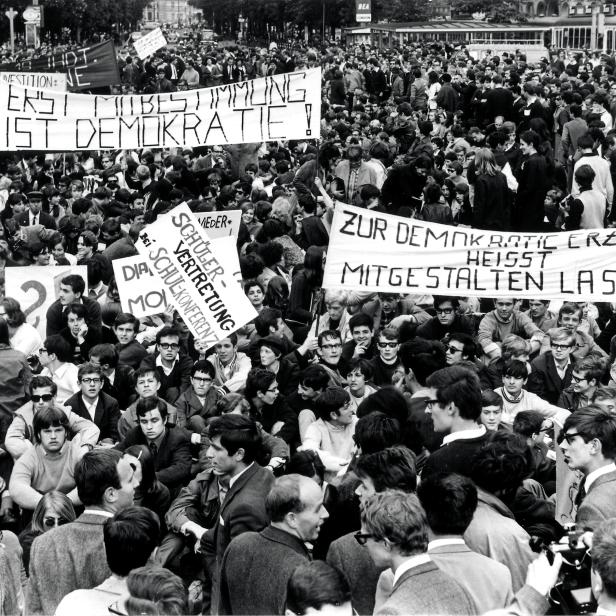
[451,0,523,22]
[41,0,150,39]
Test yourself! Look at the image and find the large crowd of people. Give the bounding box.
[3,22,616,616]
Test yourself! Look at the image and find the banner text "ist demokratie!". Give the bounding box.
[0,69,321,151]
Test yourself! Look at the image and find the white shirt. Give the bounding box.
[553,357,571,381]
[156,354,178,376]
[107,369,116,386]
[442,424,486,446]
[28,210,40,226]
[10,322,42,357]
[229,462,254,489]
[83,509,114,518]
[585,462,616,492]
[83,396,99,421]
[391,554,431,587]
[41,362,80,405]
[55,575,127,616]
[427,538,466,550]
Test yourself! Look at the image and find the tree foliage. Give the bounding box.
[0,0,151,42]
[190,0,431,36]
[451,0,524,22]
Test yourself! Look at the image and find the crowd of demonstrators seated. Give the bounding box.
[4,30,616,615]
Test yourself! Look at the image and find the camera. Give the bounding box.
[530,524,595,615]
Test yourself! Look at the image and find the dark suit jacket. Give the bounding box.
[576,470,616,531]
[486,87,514,121]
[219,525,309,615]
[26,512,111,614]
[65,390,120,442]
[201,463,275,613]
[102,363,136,411]
[15,210,56,230]
[375,560,474,615]
[140,353,193,403]
[116,425,191,491]
[527,351,572,406]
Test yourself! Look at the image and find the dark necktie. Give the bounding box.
[32,214,37,226]
[574,480,586,508]
[218,478,229,504]
[149,442,158,457]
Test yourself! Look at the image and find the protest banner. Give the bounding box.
[323,204,616,301]
[135,203,256,345]
[0,71,67,91]
[5,265,87,339]
[0,68,321,151]
[133,27,167,60]
[0,40,120,91]
[195,209,241,238]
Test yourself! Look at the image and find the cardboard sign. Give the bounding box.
[135,204,256,344]
[5,265,87,339]
[194,209,241,238]
[133,27,167,60]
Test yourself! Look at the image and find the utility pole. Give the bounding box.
[4,7,17,55]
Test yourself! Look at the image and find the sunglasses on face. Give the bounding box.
[159,343,179,350]
[378,342,398,348]
[43,516,68,529]
[32,394,53,403]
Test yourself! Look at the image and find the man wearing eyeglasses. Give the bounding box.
[315,330,348,387]
[560,407,616,531]
[415,296,475,342]
[65,363,120,444]
[527,328,575,406]
[173,360,220,435]
[557,356,604,413]
[421,366,489,480]
[139,326,192,404]
[359,490,474,616]
[5,376,99,461]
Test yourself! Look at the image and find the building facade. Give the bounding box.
[143,0,201,25]
[519,0,609,18]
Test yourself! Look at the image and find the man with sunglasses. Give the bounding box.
[415,296,474,342]
[369,328,403,387]
[560,407,616,531]
[139,326,192,404]
[5,376,99,461]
